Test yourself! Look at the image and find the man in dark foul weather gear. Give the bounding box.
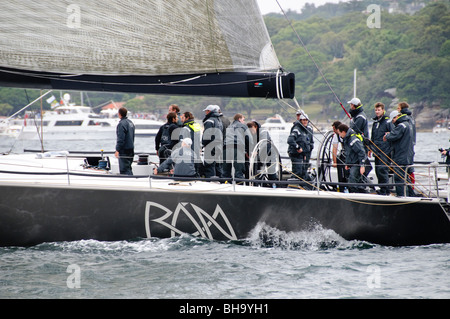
[287,111,312,181]
[179,111,202,172]
[202,105,224,178]
[247,121,278,182]
[154,138,198,178]
[337,124,367,193]
[155,112,180,165]
[370,102,391,195]
[348,97,372,183]
[223,113,253,179]
[384,110,415,197]
[397,101,416,187]
[115,107,135,175]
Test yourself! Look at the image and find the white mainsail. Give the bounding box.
[0,0,294,98]
[0,0,280,75]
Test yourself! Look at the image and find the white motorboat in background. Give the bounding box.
[18,104,116,140]
[0,118,23,138]
[12,98,164,140]
[261,114,290,132]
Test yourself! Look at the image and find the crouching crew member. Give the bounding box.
[337,124,366,193]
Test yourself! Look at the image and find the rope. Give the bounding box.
[275,0,351,119]
[278,162,427,206]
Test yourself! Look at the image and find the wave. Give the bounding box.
[243,222,376,251]
[16,222,378,254]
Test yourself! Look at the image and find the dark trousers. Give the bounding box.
[348,165,363,193]
[393,165,414,197]
[289,153,305,179]
[223,146,245,179]
[374,157,390,194]
[119,151,134,175]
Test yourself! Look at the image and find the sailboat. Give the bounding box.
[0,0,449,247]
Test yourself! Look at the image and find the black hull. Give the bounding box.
[1,184,449,247]
[0,68,295,99]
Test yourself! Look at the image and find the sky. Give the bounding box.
[256,0,349,15]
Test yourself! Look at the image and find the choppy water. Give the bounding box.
[0,132,449,299]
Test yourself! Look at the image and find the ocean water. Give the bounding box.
[0,132,449,299]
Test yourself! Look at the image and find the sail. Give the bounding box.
[0,0,294,98]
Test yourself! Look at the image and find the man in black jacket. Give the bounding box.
[115,107,135,175]
[384,110,415,197]
[370,102,391,195]
[202,105,223,178]
[348,97,372,179]
[337,124,366,193]
[155,112,180,165]
[287,111,312,180]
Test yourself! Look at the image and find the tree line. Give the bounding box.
[266,0,450,117]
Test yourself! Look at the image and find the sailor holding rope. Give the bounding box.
[383,110,415,197]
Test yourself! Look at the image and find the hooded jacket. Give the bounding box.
[287,120,311,156]
[342,128,366,167]
[157,146,198,177]
[399,107,416,145]
[385,114,414,165]
[350,105,369,137]
[202,111,223,147]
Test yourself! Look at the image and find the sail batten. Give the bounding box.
[0,0,294,98]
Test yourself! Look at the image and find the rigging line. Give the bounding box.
[278,97,327,149]
[275,0,351,119]
[274,0,414,191]
[2,90,53,122]
[365,143,430,198]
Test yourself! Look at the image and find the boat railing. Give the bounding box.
[1,152,448,201]
[406,163,449,199]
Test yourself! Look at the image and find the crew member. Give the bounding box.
[383,110,415,197]
[331,121,347,184]
[115,107,135,175]
[153,138,198,178]
[223,113,253,179]
[247,121,278,182]
[348,97,372,179]
[287,111,311,181]
[370,102,391,195]
[202,105,223,178]
[337,123,366,193]
[155,112,180,165]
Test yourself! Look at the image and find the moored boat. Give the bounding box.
[261,114,290,132]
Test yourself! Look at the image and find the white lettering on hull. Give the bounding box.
[145,202,237,240]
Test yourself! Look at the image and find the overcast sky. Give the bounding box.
[256,0,349,15]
